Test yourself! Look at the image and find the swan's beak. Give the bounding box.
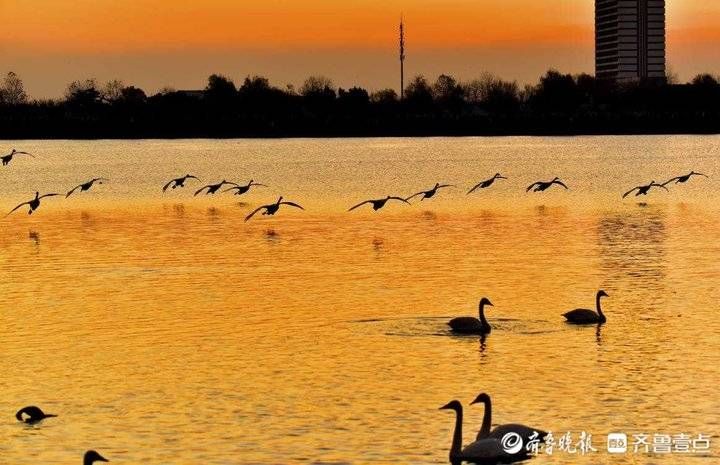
[98,455,109,463]
[439,402,453,410]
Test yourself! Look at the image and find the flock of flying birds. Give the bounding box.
[2,148,710,221]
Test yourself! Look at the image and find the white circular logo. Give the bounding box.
[501,432,524,454]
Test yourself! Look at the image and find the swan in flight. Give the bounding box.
[440,400,517,465]
[163,174,200,192]
[448,298,493,335]
[662,171,708,186]
[223,179,268,196]
[471,392,547,453]
[526,177,569,192]
[2,149,34,166]
[563,290,609,324]
[15,406,57,424]
[84,450,109,465]
[468,174,507,194]
[405,183,454,201]
[245,196,304,221]
[6,192,60,216]
[66,178,109,198]
[622,181,668,198]
[348,196,410,212]
[194,180,239,196]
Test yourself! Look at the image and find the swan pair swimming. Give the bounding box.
[448,291,609,334]
[440,393,546,465]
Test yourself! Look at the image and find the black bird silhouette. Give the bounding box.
[348,196,410,212]
[194,180,238,196]
[2,149,34,166]
[6,192,60,216]
[223,179,268,196]
[405,183,454,201]
[439,400,514,465]
[622,181,668,198]
[16,406,57,424]
[66,178,109,198]
[163,174,200,192]
[468,173,507,194]
[448,298,494,335]
[526,177,569,192]
[471,392,548,454]
[662,171,709,186]
[84,450,109,465]
[563,290,609,324]
[245,196,304,221]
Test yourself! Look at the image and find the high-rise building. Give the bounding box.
[595,0,666,82]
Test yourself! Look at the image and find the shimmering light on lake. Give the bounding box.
[1,136,719,464]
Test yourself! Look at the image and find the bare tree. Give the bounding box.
[101,79,126,103]
[300,76,335,97]
[0,72,28,105]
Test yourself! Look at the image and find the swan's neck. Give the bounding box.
[596,294,606,321]
[479,398,492,438]
[450,407,464,459]
[479,304,489,327]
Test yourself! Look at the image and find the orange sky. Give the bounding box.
[1,1,719,98]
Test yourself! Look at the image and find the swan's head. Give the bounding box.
[598,290,609,299]
[278,196,284,203]
[249,179,254,184]
[434,182,440,188]
[552,177,559,181]
[479,297,494,308]
[470,392,491,405]
[84,450,109,464]
[439,400,462,412]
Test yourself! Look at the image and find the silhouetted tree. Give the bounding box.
[404,75,433,111]
[530,69,582,113]
[370,89,398,104]
[432,74,464,112]
[0,72,28,105]
[65,79,102,107]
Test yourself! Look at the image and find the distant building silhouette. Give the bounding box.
[596,0,666,82]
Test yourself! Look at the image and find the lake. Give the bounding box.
[1,136,719,464]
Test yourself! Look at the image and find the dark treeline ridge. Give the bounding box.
[2,70,720,138]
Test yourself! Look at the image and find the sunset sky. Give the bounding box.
[1,1,719,98]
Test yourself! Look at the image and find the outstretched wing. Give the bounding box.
[692,172,709,178]
[194,185,209,196]
[66,184,83,198]
[244,205,267,222]
[526,182,541,192]
[250,183,269,187]
[553,180,569,189]
[222,186,240,193]
[661,177,680,187]
[15,151,34,157]
[162,179,175,192]
[467,181,484,194]
[6,201,30,217]
[40,193,61,200]
[348,200,371,211]
[405,191,426,201]
[622,186,639,198]
[388,196,411,204]
[654,183,669,191]
[280,201,304,210]
[187,175,200,180]
[437,184,455,189]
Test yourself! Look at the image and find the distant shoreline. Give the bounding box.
[3,128,720,141]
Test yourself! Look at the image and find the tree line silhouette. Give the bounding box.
[1,70,720,138]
